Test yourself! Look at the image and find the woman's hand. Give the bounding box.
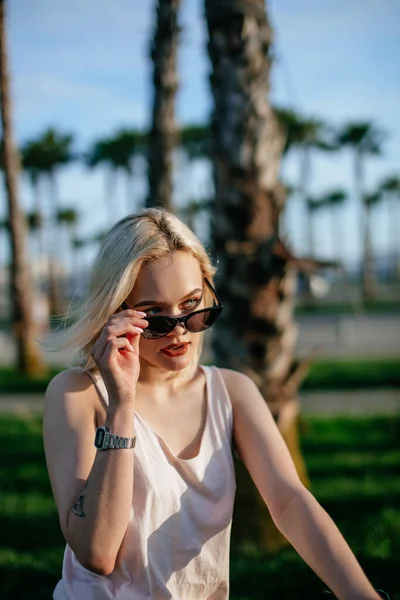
[90,308,148,406]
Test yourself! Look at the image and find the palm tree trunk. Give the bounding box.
[0,0,46,376]
[354,151,376,302]
[331,205,338,264]
[47,170,65,315]
[389,198,399,280]
[362,201,376,301]
[104,168,116,225]
[146,0,180,211]
[30,174,49,288]
[205,0,309,551]
[125,169,134,216]
[300,145,314,256]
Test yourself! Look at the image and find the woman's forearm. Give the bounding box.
[273,487,381,600]
[66,404,136,575]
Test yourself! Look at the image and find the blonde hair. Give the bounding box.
[44,208,217,371]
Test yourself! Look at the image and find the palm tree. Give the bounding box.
[87,129,146,222]
[179,198,212,235]
[179,124,212,235]
[275,108,334,257]
[23,128,74,315]
[320,189,347,266]
[306,195,325,260]
[336,122,385,301]
[180,124,210,161]
[204,0,337,551]
[21,139,48,281]
[28,128,74,215]
[56,207,79,296]
[378,175,400,279]
[146,0,181,211]
[25,209,43,277]
[364,188,384,286]
[0,0,46,375]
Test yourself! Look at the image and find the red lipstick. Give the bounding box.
[160,342,189,358]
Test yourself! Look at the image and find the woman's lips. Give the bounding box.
[160,343,189,357]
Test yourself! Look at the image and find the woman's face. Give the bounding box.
[126,251,206,373]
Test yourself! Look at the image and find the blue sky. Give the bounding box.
[2,0,400,267]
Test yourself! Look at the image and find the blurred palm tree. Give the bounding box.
[21,139,48,280]
[22,128,74,315]
[71,230,105,288]
[27,128,74,215]
[179,198,212,234]
[56,207,79,294]
[336,122,385,301]
[87,129,146,221]
[205,0,337,552]
[0,0,46,375]
[364,188,384,284]
[321,189,347,266]
[378,175,400,280]
[179,124,212,234]
[0,215,9,272]
[146,0,181,211]
[306,195,325,263]
[180,124,210,161]
[25,209,43,276]
[275,108,334,257]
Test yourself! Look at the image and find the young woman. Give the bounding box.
[43,208,382,600]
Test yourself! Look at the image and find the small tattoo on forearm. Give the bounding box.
[72,482,88,518]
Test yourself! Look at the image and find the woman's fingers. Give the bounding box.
[92,316,147,363]
[101,337,134,365]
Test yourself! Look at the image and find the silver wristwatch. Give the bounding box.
[94,426,136,451]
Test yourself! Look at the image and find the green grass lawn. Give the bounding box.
[1,357,400,394]
[0,415,399,600]
[302,359,400,390]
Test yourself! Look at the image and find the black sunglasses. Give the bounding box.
[120,279,223,339]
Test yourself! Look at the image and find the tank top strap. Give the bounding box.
[202,365,233,445]
[83,369,110,407]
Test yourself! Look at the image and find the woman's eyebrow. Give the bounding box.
[133,288,202,308]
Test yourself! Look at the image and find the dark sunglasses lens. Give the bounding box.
[142,317,173,339]
[187,309,220,333]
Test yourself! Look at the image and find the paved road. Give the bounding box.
[1,389,399,417]
[295,313,400,358]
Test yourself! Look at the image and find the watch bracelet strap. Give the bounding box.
[105,431,136,449]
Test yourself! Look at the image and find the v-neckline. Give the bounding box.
[134,365,210,462]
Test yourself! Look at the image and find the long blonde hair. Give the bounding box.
[44,208,217,371]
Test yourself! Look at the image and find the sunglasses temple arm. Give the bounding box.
[205,279,223,307]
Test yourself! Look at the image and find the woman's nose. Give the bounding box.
[168,320,188,336]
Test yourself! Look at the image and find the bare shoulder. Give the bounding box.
[46,367,95,397]
[217,367,258,405]
[45,367,98,413]
[43,367,100,438]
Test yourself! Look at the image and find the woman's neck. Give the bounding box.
[138,360,199,393]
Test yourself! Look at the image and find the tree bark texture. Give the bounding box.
[205,0,309,551]
[146,0,180,212]
[0,0,45,375]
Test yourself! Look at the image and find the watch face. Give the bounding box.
[95,427,106,448]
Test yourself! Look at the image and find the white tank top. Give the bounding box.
[53,365,236,599]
